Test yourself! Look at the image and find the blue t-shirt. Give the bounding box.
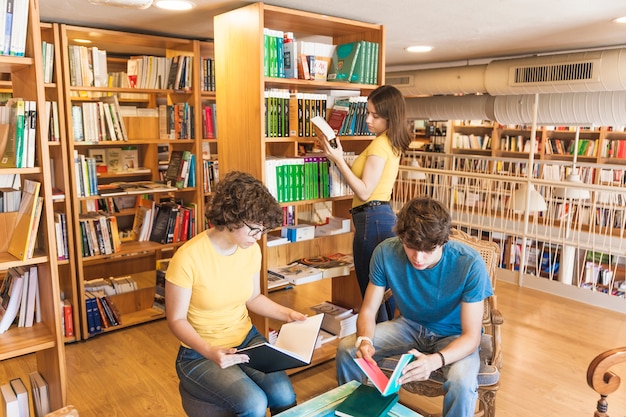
[370,237,493,336]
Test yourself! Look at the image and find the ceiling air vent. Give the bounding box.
[386,75,414,87]
[512,61,597,85]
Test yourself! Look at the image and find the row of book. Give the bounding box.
[45,101,61,142]
[326,96,374,137]
[70,96,128,142]
[67,44,194,91]
[328,40,380,85]
[164,150,196,189]
[265,89,291,137]
[452,133,492,150]
[265,153,356,203]
[601,139,626,159]
[0,266,40,334]
[130,197,198,245]
[544,138,598,157]
[202,103,217,139]
[41,40,55,84]
[200,56,216,92]
[60,297,74,338]
[0,0,30,57]
[0,98,38,168]
[202,159,219,194]
[53,211,70,261]
[0,189,20,212]
[85,291,122,335]
[263,30,337,80]
[268,254,354,288]
[159,102,195,140]
[78,212,122,257]
[1,371,50,417]
[499,135,539,153]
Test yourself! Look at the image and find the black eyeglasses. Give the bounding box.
[242,221,270,237]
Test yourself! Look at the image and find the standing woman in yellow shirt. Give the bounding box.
[315,85,412,321]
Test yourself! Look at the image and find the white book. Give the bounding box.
[16,266,28,327]
[237,313,324,372]
[9,378,28,417]
[268,262,323,285]
[0,268,24,333]
[24,266,38,327]
[0,383,18,417]
[29,371,50,417]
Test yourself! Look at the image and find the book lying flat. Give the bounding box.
[238,313,324,373]
[354,353,414,396]
[334,383,399,417]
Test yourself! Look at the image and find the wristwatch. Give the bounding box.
[355,336,373,348]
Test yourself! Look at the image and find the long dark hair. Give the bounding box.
[368,85,412,155]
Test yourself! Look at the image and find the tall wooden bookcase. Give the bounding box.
[39,22,80,344]
[214,3,385,339]
[0,0,67,409]
[57,25,211,339]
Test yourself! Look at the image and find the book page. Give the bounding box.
[274,313,324,360]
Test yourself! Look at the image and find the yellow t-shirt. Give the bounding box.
[166,231,261,348]
[350,132,400,207]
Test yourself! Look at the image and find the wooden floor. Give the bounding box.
[2,279,626,416]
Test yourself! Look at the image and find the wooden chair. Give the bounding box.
[587,347,626,417]
[380,228,503,417]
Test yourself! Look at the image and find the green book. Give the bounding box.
[335,384,399,417]
[327,42,362,82]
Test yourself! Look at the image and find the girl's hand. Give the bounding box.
[312,126,344,163]
[208,346,250,369]
[287,310,307,322]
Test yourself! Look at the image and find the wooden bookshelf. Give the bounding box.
[0,0,68,409]
[57,25,212,339]
[214,2,384,336]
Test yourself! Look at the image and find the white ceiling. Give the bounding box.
[40,0,626,71]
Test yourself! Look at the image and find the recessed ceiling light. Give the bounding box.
[154,0,195,10]
[407,45,433,53]
[613,16,626,23]
[74,39,93,44]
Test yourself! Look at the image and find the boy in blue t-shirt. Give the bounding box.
[336,197,493,417]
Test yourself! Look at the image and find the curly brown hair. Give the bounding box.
[395,197,451,251]
[206,171,282,232]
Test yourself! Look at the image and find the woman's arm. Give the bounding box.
[166,281,249,368]
[246,273,307,322]
[314,126,385,202]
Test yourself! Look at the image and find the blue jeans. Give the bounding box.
[352,203,397,321]
[336,317,480,417]
[176,326,297,417]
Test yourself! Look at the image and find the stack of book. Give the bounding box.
[310,301,357,338]
[268,262,323,286]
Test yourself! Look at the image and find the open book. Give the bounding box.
[238,313,324,373]
[353,353,414,396]
[310,115,338,148]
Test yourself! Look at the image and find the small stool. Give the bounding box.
[178,382,235,417]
